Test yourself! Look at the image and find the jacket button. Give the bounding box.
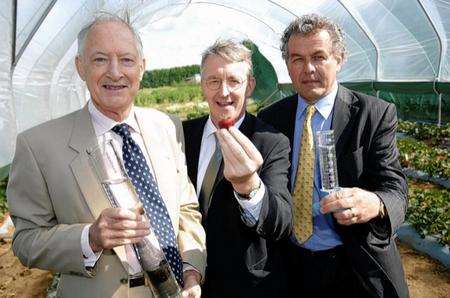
[120,278,128,284]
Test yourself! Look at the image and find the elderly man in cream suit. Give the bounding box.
[7,13,206,298]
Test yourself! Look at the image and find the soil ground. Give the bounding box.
[400,241,450,298]
[0,239,52,298]
[0,238,448,297]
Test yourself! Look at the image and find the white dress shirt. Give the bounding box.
[196,115,265,223]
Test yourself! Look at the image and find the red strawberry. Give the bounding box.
[218,117,235,129]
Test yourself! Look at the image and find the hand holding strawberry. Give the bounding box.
[215,126,263,195]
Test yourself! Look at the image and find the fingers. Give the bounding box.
[181,286,201,298]
[89,207,151,251]
[228,127,263,165]
[321,187,381,225]
[215,128,263,183]
[182,270,201,298]
[103,207,144,221]
[332,207,358,226]
[320,189,353,214]
[216,129,248,165]
[107,219,150,232]
[216,128,262,166]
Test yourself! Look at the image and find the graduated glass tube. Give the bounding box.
[87,133,181,297]
[316,130,340,193]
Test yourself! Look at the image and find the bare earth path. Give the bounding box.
[0,238,448,297]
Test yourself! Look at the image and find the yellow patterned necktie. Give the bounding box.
[293,105,316,243]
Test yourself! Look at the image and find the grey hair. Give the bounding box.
[281,14,347,63]
[77,11,144,58]
[201,39,253,76]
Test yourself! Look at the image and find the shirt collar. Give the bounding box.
[88,100,140,137]
[297,81,338,120]
[204,113,246,139]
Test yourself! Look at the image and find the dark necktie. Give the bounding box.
[198,135,222,217]
[112,123,184,287]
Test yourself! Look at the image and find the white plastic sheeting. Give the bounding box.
[15,0,56,59]
[0,1,16,168]
[2,0,450,167]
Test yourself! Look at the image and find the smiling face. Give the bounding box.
[286,30,342,103]
[75,21,145,121]
[201,54,255,128]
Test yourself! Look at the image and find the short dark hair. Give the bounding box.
[281,14,347,63]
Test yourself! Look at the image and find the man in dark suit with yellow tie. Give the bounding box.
[183,39,292,297]
[259,14,408,298]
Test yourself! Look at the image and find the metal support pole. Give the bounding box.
[433,80,441,127]
[437,93,442,127]
[11,0,17,68]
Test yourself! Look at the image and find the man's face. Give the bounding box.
[75,21,145,118]
[201,55,255,127]
[286,30,342,103]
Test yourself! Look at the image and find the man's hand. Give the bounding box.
[215,126,263,195]
[182,270,201,298]
[320,187,382,226]
[88,207,150,252]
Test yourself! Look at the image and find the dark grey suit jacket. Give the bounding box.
[183,113,292,298]
[258,86,408,298]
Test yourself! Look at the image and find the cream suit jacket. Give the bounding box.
[7,104,206,298]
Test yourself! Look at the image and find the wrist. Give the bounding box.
[233,174,261,197]
[183,269,201,285]
[88,225,101,253]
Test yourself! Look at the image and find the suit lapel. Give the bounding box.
[69,105,110,220]
[282,95,298,150]
[68,105,136,274]
[187,117,208,191]
[332,86,359,159]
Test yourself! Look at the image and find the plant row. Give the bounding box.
[398,138,450,180]
[140,65,200,88]
[135,83,202,106]
[398,120,450,146]
[407,179,449,246]
[0,179,7,217]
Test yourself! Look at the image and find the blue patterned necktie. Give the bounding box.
[112,123,184,287]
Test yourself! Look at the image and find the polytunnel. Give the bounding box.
[1,0,450,168]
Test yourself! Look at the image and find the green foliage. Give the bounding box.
[186,106,209,120]
[140,65,200,88]
[0,178,8,217]
[135,84,202,107]
[0,165,9,181]
[398,138,450,179]
[398,120,450,146]
[407,180,450,246]
[242,40,279,102]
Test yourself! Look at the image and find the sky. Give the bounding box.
[139,3,290,82]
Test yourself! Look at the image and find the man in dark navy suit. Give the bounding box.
[259,14,408,298]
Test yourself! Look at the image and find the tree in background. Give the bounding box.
[140,65,200,88]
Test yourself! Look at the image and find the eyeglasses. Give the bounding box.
[204,77,247,92]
